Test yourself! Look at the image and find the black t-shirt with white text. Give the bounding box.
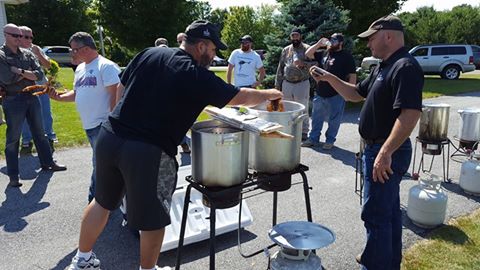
[104,47,239,157]
[356,47,423,140]
[313,49,356,97]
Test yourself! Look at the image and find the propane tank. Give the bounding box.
[270,249,322,270]
[407,174,448,228]
[459,151,480,196]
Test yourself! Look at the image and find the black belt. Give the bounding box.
[362,138,386,145]
[285,78,308,83]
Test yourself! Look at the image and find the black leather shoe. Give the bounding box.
[42,163,67,172]
[8,178,22,188]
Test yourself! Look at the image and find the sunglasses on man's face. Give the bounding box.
[5,32,23,38]
[23,35,34,40]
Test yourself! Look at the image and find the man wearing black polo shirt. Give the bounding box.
[67,20,282,270]
[310,15,423,270]
[304,33,356,150]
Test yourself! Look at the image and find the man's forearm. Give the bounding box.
[326,75,363,102]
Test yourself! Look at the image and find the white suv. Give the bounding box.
[409,44,476,80]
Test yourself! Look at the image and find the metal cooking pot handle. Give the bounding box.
[290,114,308,125]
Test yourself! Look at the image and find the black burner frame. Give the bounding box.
[174,164,312,270]
[412,137,451,182]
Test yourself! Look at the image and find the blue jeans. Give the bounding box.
[21,93,56,144]
[3,94,55,178]
[360,139,412,270]
[308,94,345,144]
[86,125,101,202]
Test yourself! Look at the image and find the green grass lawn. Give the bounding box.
[402,209,480,270]
[0,69,479,156]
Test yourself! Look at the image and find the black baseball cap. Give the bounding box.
[331,33,344,42]
[358,15,404,38]
[185,20,227,50]
[239,35,253,43]
[290,27,301,35]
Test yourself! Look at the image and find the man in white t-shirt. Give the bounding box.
[227,35,265,88]
[49,32,120,202]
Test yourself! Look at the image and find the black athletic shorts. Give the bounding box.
[94,127,178,231]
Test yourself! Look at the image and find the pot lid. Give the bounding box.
[458,108,480,114]
[423,103,450,108]
[269,221,335,250]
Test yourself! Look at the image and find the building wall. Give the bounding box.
[0,2,7,45]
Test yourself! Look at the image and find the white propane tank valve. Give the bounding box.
[407,174,448,228]
[459,150,480,196]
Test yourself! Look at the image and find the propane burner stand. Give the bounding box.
[412,137,451,182]
[175,164,312,270]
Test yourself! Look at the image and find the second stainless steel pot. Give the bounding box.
[418,103,450,141]
[458,108,480,142]
[248,101,307,173]
[191,120,249,187]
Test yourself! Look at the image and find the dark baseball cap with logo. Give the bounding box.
[185,20,227,50]
[358,15,404,38]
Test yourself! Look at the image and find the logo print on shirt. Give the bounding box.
[376,73,384,81]
[75,69,98,87]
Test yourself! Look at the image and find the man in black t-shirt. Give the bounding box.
[303,33,356,150]
[67,20,282,270]
[310,16,423,270]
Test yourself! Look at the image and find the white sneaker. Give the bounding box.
[156,266,173,270]
[67,253,100,270]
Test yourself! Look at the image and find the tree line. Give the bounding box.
[6,0,479,71]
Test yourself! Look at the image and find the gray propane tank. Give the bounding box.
[459,151,480,196]
[270,250,322,270]
[407,174,448,228]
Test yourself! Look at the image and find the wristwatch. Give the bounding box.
[21,69,25,74]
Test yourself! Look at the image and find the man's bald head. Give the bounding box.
[3,23,22,49]
[3,23,21,35]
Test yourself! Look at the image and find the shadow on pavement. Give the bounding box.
[0,170,53,232]
[0,154,43,180]
[162,229,258,266]
[441,182,480,203]
[310,145,356,168]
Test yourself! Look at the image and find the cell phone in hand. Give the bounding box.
[312,66,325,76]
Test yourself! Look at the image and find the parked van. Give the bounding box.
[42,46,72,67]
[409,44,476,80]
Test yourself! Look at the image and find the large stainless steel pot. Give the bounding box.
[191,120,249,187]
[418,103,450,142]
[458,108,480,142]
[248,101,307,173]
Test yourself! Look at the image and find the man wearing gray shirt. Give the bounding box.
[0,23,66,188]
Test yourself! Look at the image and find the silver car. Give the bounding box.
[42,46,73,67]
[409,44,476,80]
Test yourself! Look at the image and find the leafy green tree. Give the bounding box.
[188,1,212,21]
[399,5,480,47]
[221,6,257,56]
[331,0,407,36]
[97,0,198,50]
[209,8,229,31]
[5,0,95,46]
[220,5,277,56]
